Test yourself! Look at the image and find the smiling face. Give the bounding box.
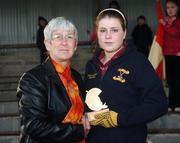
[43,17,78,67]
[166,1,179,17]
[97,16,126,56]
[44,28,77,66]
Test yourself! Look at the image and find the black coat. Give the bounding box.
[17,58,85,143]
[132,24,153,57]
[36,26,47,53]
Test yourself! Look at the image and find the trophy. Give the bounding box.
[85,88,109,122]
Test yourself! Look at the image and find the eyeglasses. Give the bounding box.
[51,34,76,42]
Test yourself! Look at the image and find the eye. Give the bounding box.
[99,29,106,33]
[52,35,62,40]
[111,29,119,33]
[66,35,75,39]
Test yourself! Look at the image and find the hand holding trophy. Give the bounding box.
[85,88,118,128]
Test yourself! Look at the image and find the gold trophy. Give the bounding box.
[85,88,109,122]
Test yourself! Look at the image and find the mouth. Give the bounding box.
[58,48,69,52]
[104,42,113,45]
[104,41,113,44]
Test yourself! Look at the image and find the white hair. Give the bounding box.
[44,17,78,40]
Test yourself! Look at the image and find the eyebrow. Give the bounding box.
[99,27,121,29]
[53,31,74,35]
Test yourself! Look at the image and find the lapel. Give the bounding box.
[43,58,62,86]
[43,58,71,108]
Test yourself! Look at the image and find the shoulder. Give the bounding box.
[19,64,48,86]
[27,65,45,77]
[71,68,81,77]
[176,18,180,25]
[17,65,48,97]
[125,43,153,68]
[124,49,160,83]
[71,68,83,81]
[145,24,152,31]
[84,58,98,73]
[132,25,138,32]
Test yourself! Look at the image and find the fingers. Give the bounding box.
[94,111,110,119]
[88,110,118,128]
[81,115,91,138]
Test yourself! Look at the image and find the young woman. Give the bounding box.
[159,0,180,111]
[84,8,168,143]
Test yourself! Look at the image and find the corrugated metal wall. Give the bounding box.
[119,0,165,37]
[0,0,95,44]
[0,0,165,45]
[100,0,166,37]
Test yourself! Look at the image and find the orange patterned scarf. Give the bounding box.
[51,59,85,143]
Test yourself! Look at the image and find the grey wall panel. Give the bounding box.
[118,0,158,37]
[0,0,94,44]
[0,0,166,45]
[99,0,166,38]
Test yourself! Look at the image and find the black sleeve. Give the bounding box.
[17,72,85,143]
[118,57,168,127]
[147,26,153,45]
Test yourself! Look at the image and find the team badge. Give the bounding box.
[113,68,129,83]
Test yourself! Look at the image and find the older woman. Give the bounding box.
[17,17,90,143]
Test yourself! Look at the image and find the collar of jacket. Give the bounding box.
[42,57,65,88]
[42,57,81,92]
[91,41,136,67]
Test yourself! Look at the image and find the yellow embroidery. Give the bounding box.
[113,68,129,83]
[87,73,97,79]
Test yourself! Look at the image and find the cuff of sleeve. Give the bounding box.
[72,124,85,142]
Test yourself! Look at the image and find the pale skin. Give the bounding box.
[44,28,91,137]
[159,0,180,61]
[44,28,77,68]
[159,1,178,26]
[97,17,126,64]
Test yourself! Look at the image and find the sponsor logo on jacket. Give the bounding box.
[87,73,97,79]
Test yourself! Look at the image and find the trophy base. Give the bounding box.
[86,108,109,121]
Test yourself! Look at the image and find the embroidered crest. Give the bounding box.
[113,68,129,83]
[87,73,97,79]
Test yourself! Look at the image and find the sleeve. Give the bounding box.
[147,26,153,45]
[157,0,164,20]
[118,57,168,127]
[17,72,85,143]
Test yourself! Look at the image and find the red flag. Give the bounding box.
[148,0,165,80]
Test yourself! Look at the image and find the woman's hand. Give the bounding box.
[81,114,91,138]
[176,52,180,56]
[159,19,166,26]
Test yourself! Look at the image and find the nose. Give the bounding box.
[61,37,68,45]
[105,30,112,39]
